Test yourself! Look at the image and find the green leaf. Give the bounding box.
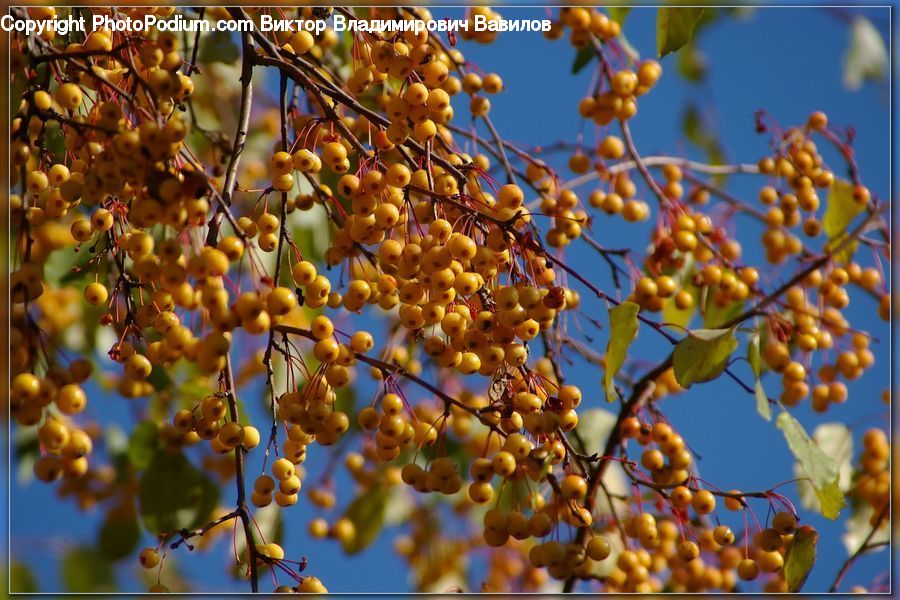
[776,411,846,519]
[657,7,705,58]
[10,561,38,593]
[571,46,594,74]
[58,248,98,284]
[98,513,141,561]
[138,451,220,534]
[497,476,531,513]
[604,302,640,402]
[748,332,771,421]
[703,296,743,329]
[146,366,173,392]
[843,16,887,90]
[607,7,631,25]
[178,377,216,409]
[823,179,865,263]
[754,380,771,422]
[814,479,847,521]
[334,387,357,429]
[672,328,738,388]
[342,484,389,554]
[61,546,116,592]
[796,423,853,512]
[128,421,160,470]
[442,436,472,477]
[784,525,818,592]
[198,30,240,65]
[662,287,697,329]
[747,331,762,376]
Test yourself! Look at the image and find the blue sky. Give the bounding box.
[7,6,891,593]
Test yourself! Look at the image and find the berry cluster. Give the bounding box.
[8,4,889,594]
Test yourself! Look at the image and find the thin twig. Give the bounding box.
[829,503,889,592]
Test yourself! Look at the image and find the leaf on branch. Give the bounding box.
[776,411,846,519]
[795,423,853,513]
[61,546,115,592]
[604,302,640,402]
[147,366,173,392]
[128,421,160,469]
[783,525,818,592]
[98,511,141,561]
[843,16,887,91]
[58,248,100,285]
[672,328,738,388]
[753,380,770,422]
[747,332,771,421]
[571,46,595,75]
[703,296,744,329]
[342,484,389,554]
[814,479,847,522]
[138,451,220,534]
[823,179,866,263]
[657,7,705,58]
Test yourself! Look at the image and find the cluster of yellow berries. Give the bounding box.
[589,504,802,592]
[577,60,662,125]
[756,112,866,264]
[8,4,890,595]
[763,315,875,410]
[11,370,93,481]
[550,7,623,45]
[358,392,435,462]
[850,428,890,524]
[172,395,261,454]
[627,420,695,487]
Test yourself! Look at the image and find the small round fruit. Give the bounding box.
[737,558,759,581]
[241,425,261,450]
[772,511,798,535]
[84,282,109,305]
[56,82,83,110]
[297,577,328,593]
[560,474,588,500]
[139,547,160,569]
[272,457,295,481]
[713,525,735,546]
[586,536,611,561]
[691,489,716,515]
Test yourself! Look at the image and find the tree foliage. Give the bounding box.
[8,5,890,594]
